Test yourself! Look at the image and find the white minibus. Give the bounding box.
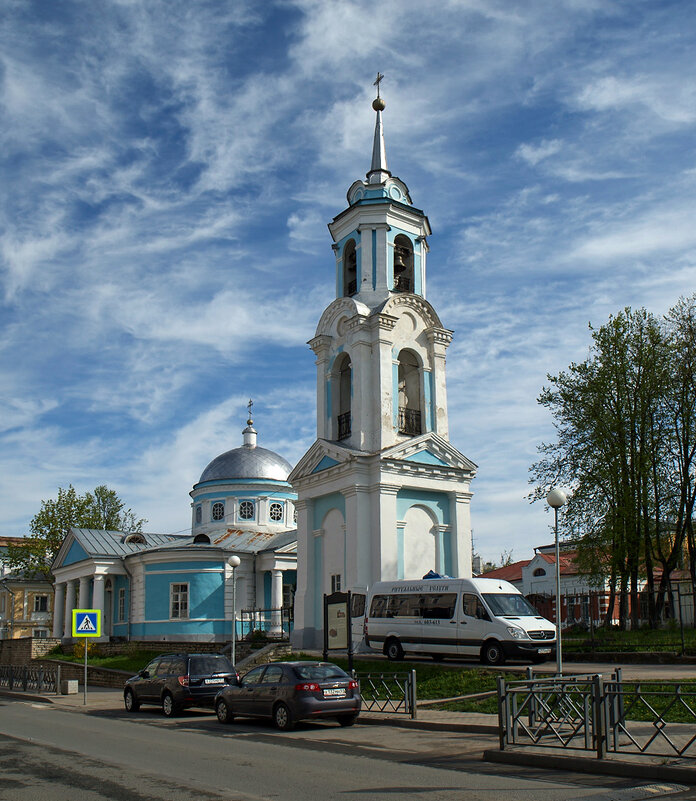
[364,577,556,665]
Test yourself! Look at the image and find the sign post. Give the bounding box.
[323,591,353,673]
[72,609,101,705]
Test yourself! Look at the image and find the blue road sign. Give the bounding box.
[72,609,101,637]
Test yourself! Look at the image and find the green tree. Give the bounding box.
[530,298,696,628]
[8,485,146,578]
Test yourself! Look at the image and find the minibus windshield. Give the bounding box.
[482,593,539,617]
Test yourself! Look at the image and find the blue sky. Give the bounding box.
[2,0,696,564]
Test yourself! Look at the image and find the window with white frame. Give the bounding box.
[34,629,49,638]
[238,500,254,520]
[211,502,225,521]
[331,574,342,593]
[33,595,48,612]
[269,502,283,522]
[118,588,126,622]
[170,583,189,619]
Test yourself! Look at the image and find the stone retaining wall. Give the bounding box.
[0,637,61,666]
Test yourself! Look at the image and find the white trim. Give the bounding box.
[144,568,224,576]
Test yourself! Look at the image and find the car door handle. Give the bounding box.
[460,621,467,624]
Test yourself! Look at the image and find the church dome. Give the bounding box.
[198,446,292,484]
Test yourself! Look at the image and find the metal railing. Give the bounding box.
[497,669,696,761]
[355,669,417,718]
[398,407,421,436]
[239,608,292,640]
[0,664,61,694]
[337,412,351,440]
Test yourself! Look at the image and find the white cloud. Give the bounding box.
[516,139,563,166]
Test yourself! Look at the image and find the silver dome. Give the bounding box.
[197,446,292,484]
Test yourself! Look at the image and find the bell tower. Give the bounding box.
[290,80,477,649]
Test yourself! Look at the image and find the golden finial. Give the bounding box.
[372,72,385,111]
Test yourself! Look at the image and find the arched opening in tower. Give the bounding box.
[398,349,422,436]
[393,234,414,293]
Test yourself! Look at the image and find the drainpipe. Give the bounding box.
[0,581,16,640]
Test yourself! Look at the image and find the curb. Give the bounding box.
[484,748,696,786]
[359,715,498,734]
[0,688,55,704]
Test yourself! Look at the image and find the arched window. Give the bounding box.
[238,500,255,520]
[195,506,202,524]
[393,234,414,293]
[211,502,225,521]
[397,349,422,435]
[343,239,357,297]
[124,533,146,545]
[193,533,211,544]
[533,568,546,577]
[269,502,283,522]
[333,352,352,440]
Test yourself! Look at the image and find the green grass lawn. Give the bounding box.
[43,647,162,674]
[564,625,696,653]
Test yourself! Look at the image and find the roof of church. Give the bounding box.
[197,445,292,484]
[69,529,187,558]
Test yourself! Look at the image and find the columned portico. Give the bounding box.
[62,580,76,639]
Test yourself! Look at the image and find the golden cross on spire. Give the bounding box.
[373,72,384,99]
[247,398,253,423]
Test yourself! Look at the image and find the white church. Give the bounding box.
[290,88,477,648]
[49,86,476,647]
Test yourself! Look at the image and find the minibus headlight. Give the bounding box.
[506,626,528,640]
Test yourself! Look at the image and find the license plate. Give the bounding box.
[538,648,551,654]
[323,688,346,698]
[204,678,225,684]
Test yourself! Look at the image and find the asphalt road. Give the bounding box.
[0,696,693,801]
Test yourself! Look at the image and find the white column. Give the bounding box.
[291,499,315,649]
[52,583,65,638]
[63,580,76,638]
[270,569,283,635]
[451,491,473,578]
[92,575,105,638]
[374,484,399,583]
[78,576,90,609]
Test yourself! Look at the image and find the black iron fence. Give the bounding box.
[0,664,61,694]
[497,669,696,761]
[355,669,417,719]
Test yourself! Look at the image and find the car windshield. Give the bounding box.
[482,593,539,617]
[189,656,234,675]
[292,664,349,681]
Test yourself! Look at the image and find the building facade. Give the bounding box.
[50,417,298,642]
[290,92,477,648]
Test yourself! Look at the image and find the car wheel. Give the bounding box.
[124,689,140,712]
[216,698,234,724]
[162,692,179,717]
[385,639,404,661]
[273,702,295,731]
[337,714,358,727]
[482,640,505,666]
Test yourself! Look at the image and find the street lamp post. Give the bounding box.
[228,555,241,665]
[546,488,567,675]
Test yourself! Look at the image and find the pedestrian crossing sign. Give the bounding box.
[72,609,101,637]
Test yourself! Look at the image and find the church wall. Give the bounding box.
[144,560,225,622]
[62,540,89,567]
[396,488,449,526]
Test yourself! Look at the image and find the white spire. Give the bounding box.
[367,73,391,185]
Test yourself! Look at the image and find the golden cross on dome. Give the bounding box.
[247,398,253,422]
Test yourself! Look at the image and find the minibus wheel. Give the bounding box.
[384,638,404,661]
[482,640,505,666]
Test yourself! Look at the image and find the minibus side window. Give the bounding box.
[420,593,457,619]
[369,595,389,617]
[462,593,490,621]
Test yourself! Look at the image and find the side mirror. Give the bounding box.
[139,670,150,678]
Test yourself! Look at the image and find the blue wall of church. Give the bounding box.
[312,492,346,530]
[63,540,89,566]
[144,561,225,621]
[396,489,450,525]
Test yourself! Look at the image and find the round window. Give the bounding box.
[269,502,283,522]
[211,502,225,521]
[239,500,254,520]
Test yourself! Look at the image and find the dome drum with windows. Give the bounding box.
[190,412,296,534]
